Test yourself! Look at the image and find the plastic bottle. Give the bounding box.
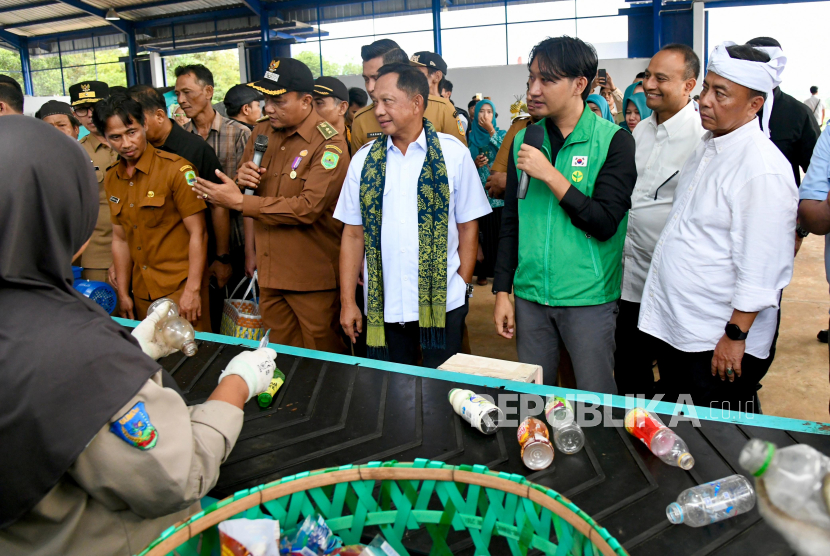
[624,408,694,470]
[666,474,756,527]
[146,298,198,356]
[553,422,585,455]
[257,368,286,408]
[449,389,504,435]
[544,396,575,429]
[739,438,830,529]
[517,417,554,470]
[160,316,198,356]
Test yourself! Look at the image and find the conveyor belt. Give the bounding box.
[158,336,830,556]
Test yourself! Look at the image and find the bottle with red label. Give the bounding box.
[517,417,554,470]
[624,408,694,469]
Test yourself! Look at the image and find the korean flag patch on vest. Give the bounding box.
[111,401,158,450]
[572,156,588,167]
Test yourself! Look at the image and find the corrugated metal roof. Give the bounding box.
[121,0,240,20]
[14,16,106,36]
[0,4,83,26]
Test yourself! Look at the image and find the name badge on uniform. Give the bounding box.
[110,196,120,203]
[110,401,158,450]
[367,132,382,138]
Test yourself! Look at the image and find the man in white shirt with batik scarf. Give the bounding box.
[335,63,491,367]
[638,42,797,413]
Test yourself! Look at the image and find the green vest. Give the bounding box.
[512,106,626,307]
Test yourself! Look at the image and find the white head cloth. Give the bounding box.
[706,41,787,137]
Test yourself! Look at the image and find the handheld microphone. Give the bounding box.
[246,134,268,196]
[517,125,545,200]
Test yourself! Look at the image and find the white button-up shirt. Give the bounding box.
[334,130,492,323]
[638,119,797,359]
[622,100,705,303]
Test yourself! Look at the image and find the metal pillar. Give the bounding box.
[260,10,270,75]
[19,38,33,96]
[692,0,705,77]
[126,27,138,86]
[652,0,661,54]
[432,0,442,55]
[237,42,248,83]
[148,51,164,86]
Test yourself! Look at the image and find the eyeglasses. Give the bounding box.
[73,107,91,116]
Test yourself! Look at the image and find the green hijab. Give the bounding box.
[621,81,652,132]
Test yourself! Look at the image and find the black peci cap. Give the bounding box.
[410,51,448,75]
[249,58,314,97]
[224,83,265,107]
[313,76,349,102]
[35,100,74,120]
[68,80,109,106]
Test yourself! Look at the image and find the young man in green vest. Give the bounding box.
[492,37,637,393]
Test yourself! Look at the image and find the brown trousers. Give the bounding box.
[133,274,212,332]
[260,287,346,353]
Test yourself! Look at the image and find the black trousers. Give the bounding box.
[653,338,773,414]
[383,297,469,368]
[613,300,659,397]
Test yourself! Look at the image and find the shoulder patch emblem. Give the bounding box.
[180,164,192,172]
[325,144,342,154]
[110,401,158,450]
[317,121,338,140]
[109,196,120,204]
[321,151,339,170]
[185,170,197,185]
[456,117,464,135]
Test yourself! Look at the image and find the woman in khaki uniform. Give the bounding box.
[0,117,276,556]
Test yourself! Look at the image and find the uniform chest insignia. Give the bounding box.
[572,170,584,183]
[109,196,120,203]
[321,151,339,170]
[572,156,588,167]
[316,122,338,140]
[367,132,382,138]
[325,144,342,154]
[110,401,158,450]
[147,191,155,198]
[299,149,308,157]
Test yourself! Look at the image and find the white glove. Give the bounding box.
[218,348,277,401]
[131,301,178,360]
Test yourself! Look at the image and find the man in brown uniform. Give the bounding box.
[485,114,534,199]
[191,58,348,352]
[351,39,466,153]
[70,81,120,286]
[93,92,211,330]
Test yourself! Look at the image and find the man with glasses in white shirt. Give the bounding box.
[615,44,705,397]
[638,42,797,413]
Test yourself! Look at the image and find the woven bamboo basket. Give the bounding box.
[138,459,628,556]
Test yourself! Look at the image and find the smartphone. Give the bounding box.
[598,69,607,84]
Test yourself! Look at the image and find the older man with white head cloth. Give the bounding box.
[637,42,797,413]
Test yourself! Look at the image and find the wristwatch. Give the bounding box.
[796,224,810,239]
[725,323,748,341]
[215,253,232,265]
[466,283,475,298]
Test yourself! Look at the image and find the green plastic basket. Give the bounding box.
[138,459,628,556]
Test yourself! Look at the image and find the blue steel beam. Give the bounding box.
[51,0,131,34]
[126,23,137,86]
[133,7,252,29]
[239,0,262,16]
[431,0,441,54]
[20,38,34,95]
[260,9,270,75]
[0,28,22,47]
[652,0,661,54]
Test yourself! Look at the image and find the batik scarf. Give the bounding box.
[360,118,450,357]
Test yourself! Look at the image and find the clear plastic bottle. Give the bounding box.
[624,408,694,470]
[544,396,575,429]
[160,316,198,357]
[739,438,830,529]
[448,389,504,434]
[147,297,179,330]
[666,475,756,527]
[553,422,585,454]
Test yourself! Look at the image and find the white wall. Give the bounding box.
[337,58,650,129]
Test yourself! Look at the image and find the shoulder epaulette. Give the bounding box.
[353,103,376,120]
[317,121,338,140]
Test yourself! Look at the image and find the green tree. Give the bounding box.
[0,47,24,89]
[164,49,240,102]
[292,50,361,78]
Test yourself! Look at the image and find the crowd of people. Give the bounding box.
[0,34,825,410]
[3,30,830,556]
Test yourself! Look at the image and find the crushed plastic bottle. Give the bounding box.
[666,474,756,527]
[449,389,504,435]
[740,438,830,529]
[146,298,197,356]
[624,408,694,469]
